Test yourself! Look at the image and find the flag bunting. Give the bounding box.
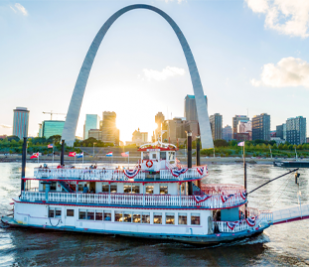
[194,194,212,203]
[197,166,205,175]
[240,190,247,200]
[221,193,235,203]
[170,168,188,177]
[123,168,140,179]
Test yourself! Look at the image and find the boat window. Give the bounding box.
[133,213,141,223]
[67,209,74,217]
[104,211,111,221]
[102,184,109,193]
[153,213,162,224]
[152,153,157,159]
[146,185,154,194]
[48,209,55,218]
[55,209,61,218]
[191,213,200,225]
[50,182,57,191]
[87,211,94,220]
[166,213,175,225]
[168,152,175,161]
[160,152,166,160]
[160,185,168,195]
[79,210,86,220]
[178,213,187,225]
[115,212,123,222]
[143,152,149,160]
[124,212,132,223]
[110,184,117,193]
[132,185,140,194]
[95,211,103,221]
[142,213,150,224]
[124,184,132,193]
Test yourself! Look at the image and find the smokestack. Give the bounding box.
[187,132,193,195]
[21,137,27,193]
[61,140,65,165]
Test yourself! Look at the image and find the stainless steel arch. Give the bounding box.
[62,4,214,148]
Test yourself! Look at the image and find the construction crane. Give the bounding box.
[43,111,66,120]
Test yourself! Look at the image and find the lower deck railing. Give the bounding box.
[20,191,246,209]
[212,211,273,233]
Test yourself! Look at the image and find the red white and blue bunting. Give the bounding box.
[194,194,212,203]
[226,221,241,230]
[226,216,256,230]
[197,167,204,176]
[245,216,256,227]
[221,193,235,203]
[240,190,247,200]
[170,168,188,178]
[123,168,140,179]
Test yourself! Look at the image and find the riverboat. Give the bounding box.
[2,139,274,245]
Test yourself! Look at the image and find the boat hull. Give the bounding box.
[1,216,269,246]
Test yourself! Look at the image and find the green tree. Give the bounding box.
[214,139,228,147]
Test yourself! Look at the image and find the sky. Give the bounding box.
[1,0,309,141]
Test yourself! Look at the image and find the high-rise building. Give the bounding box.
[232,115,249,139]
[237,120,252,133]
[38,123,42,137]
[83,114,100,140]
[141,132,148,143]
[13,107,30,139]
[252,113,270,141]
[42,120,65,139]
[276,123,286,140]
[155,112,165,139]
[222,125,232,141]
[184,95,207,122]
[162,118,186,144]
[88,129,102,140]
[209,113,222,140]
[183,120,200,140]
[101,111,119,145]
[286,116,306,145]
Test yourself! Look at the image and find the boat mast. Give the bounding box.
[243,141,247,218]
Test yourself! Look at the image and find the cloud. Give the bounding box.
[0,124,12,128]
[13,3,28,16]
[142,66,185,81]
[245,0,309,38]
[9,6,17,13]
[251,57,309,88]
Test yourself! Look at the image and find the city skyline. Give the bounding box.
[1,1,309,141]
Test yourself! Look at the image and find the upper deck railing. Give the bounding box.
[20,189,246,209]
[33,166,207,181]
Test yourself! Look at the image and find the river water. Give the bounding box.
[1,163,309,266]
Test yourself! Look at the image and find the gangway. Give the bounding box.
[270,203,309,225]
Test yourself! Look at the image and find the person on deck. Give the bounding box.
[83,184,89,193]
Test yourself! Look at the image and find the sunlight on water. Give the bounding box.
[1,163,309,266]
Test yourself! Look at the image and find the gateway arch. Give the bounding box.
[62,4,214,149]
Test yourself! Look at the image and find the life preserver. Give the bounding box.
[146,160,153,168]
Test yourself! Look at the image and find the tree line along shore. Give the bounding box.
[0,135,305,159]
